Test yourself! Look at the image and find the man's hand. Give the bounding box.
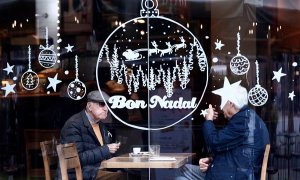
[107,142,120,154]
[199,157,212,173]
[205,104,218,121]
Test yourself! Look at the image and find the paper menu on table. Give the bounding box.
[149,156,176,161]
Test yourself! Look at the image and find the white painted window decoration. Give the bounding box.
[96,0,208,130]
[21,45,39,91]
[248,60,268,106]
[230,32,250,75]
[38,27,57,68]
[272,67,286,82]
[67,55,86,100]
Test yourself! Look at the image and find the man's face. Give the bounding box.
[221,101,232,119]
[88,101,108,122]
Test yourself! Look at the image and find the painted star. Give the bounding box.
[214,39,224,50]
[47,73,62,92]
[1,82,16,97]
[200,109,208,117]
[65,44,74,53]
[3,63,14,75]
[212,76,242,109]
[272,67,286,82]
[289,91,295,101]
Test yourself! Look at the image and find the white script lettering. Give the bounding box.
[109,95,147,109]
[149,95,197,109]
[108,95,197,109]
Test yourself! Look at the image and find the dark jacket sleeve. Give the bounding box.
[203,115,247,153]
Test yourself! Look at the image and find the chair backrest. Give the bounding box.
[260,144,271,180]
[24,129,60,178]
[56,143,83,180]
[40,140,58,180]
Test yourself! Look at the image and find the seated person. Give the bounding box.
[59,90,125,180]
[175,82,270,180]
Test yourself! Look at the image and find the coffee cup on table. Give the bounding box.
[133,147,141,154]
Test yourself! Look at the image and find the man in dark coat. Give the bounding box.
[59,90,124,180]
[175,77,270,180]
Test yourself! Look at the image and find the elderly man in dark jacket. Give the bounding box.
[175,77,270,180]
[59,90,124,180]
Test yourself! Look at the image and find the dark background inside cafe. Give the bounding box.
[0,0,299,179]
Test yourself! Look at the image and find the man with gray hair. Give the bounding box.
[175,77,270,180]
[59,90,125,180]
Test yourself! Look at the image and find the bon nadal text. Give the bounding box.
[108,95,197,109]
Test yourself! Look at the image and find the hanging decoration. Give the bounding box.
[248,60,268,106]
[96,0,208,130]
[230,32,250,75]
[67,55,86,100]
[38,27,57,68]
[21,45,39,90]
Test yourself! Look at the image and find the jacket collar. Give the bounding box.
[239,105,249,112]
[80,110,106,145]
[80,110,92,128]
[85,110,98,124]
[230,105,249,120]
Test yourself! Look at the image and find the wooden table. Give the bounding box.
[101,153,194,169]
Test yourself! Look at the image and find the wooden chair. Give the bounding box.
[24,129,60,178]
[56,143,82,180]
[40,140,58,180]
[260,144,271,180]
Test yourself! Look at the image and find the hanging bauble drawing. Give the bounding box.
[21,45,39,90]
[38,27,57,68]
[67,55,86,100]
[96,0,208,130]
[230,32,250,75]
[248,60,268,106]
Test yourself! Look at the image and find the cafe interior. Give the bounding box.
[0,0,300,179]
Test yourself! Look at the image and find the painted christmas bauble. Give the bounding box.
[96,15,208,130]
[21,70,39,90]
[67,80,86,100]
[248,85,268,106]
[230,55,250,75]
[38,49,57,68]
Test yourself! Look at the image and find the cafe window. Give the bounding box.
[0,0,299,179]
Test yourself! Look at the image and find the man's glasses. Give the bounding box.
[92,101,106,107]
[97,102,106,107]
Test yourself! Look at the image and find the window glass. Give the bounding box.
[0,0,299,179]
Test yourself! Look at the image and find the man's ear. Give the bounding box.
[87,102,92,111]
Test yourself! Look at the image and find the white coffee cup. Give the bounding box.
[133,147,141,154]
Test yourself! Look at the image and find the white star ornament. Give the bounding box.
[212,77,242,109]
[3,63,14,75]
[65,44,74,53]
[272,67,286,82]
[1,82,16,97]
[215,39,224,50]
[289,91,295,101]
[47,73,62,92]
[200,109,208,117]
